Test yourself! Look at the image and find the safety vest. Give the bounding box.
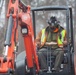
[41,28,66,48]
[41,28,46,47]
[57,29,66,47]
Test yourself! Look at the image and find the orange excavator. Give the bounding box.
[0,0,39,74]
[0,0,75,75]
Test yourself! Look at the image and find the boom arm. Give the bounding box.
[0,0,18,73]
[0,0,39,74]
[18,4,39,73]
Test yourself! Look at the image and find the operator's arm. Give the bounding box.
[35,30,47,48]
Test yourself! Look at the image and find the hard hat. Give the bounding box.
[48,16,60,27]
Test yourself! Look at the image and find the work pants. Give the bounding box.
[37,48,64,70]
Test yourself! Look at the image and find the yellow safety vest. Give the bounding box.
[41,29,46,46]
[41,28,66,48]
[57,29,66,47]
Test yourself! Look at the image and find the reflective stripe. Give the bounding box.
[57,30,66,47]
[41,28,46,44]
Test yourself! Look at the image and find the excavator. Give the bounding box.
[0,0,75,75]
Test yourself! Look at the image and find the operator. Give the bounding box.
[35,16,67,72]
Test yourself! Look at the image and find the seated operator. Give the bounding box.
[35,16,67,72]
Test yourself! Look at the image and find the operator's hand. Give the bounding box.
[63,40,67,45]
[36,42,41,48]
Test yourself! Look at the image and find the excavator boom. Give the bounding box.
[0,0,39,74]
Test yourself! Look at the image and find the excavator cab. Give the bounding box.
[31,6,75,75]
[16,6,75,75]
